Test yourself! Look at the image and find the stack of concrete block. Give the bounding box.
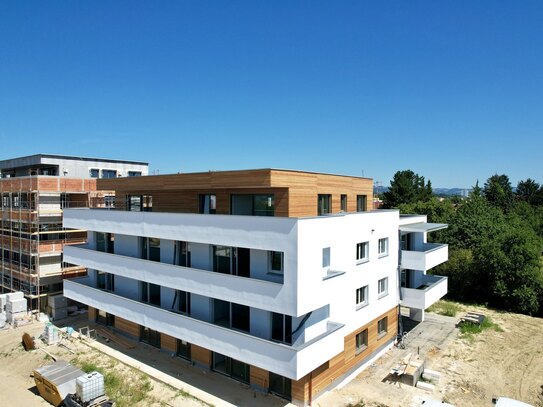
[43,324,60,345]
[48,295,68,321]
[0,293,7,313]
[6,293,27,323]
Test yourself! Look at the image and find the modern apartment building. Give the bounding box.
[0,154,148,310]
[62,169,448,405]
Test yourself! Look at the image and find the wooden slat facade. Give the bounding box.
[191,344,211,368]
[98,168,373,217]
[114,316,140,338]
[161,333,177,353]
[250,366,269,389]
[88,306,97,321]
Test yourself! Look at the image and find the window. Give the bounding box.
[101,169,117,179]
[127,195,152,212]
[357,195,367,212]
[141,237,160,262]
[378,277,388,298]
[212,246,249,277]
[97,272,115,292]
[356,286,368,308]
[213,299,250,332]
[140,281,161,306]
[317,194,331,216]
[253,194,275,216]
[89,168,99,178]
[271,313,292,344]
[322,247,330,268]
[230,194,275,216]
[140,326,161,348]
[96,232,114,253]
[199,194,217,214]
[96,310,115,327]
[174,290,191,315]
[269,372,292,401]
[176,241,191,267]
[128,171,142,177]
[340,194,347,212]
[378,238,389,257]
[355,329,368,353]
[212,353,250,384]
[378,316,388,337]
[269,251,284,274]
[176,339,191,360]
[356,242,369,263]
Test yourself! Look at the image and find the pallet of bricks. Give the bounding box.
[5,292,28,324]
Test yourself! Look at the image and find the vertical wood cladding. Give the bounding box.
[114,316,140,338]
[250,366,269,389]
[88,306,97,321]
[291,306,398,405]
[98,169,373,218]
[161,333,177,353]
[191,344,211,368]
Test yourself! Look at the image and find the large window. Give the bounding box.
[174,290,191,315]
[212,246,250,277]
[378,238,389,257]
[96,310,115,327]
[340,194,347,212]
[269,251,284,274]
[356,242,369,263]
[96,232,114,253]
[357,195,367,212]
[97,272,115,292]
[128,171,142,177]
[213,299,250,332]
[355,329,368,353]
[378,317,388,337]
[140,326,161,348]
[269,372,291,401]
[176,339,191,360]
[176,241,191,267]
[356,286,368,308]
[199,194,217,214]
[141,237,160,262]
[271,313,292,344]
[212,353,249,384]
[230,194,274,216]
[317,194,331,216]
[101,169,117,179]
[140,282,161,306]
[378,277,388,298]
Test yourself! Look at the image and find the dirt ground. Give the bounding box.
[0,321,206,407]
[320,304,543,407]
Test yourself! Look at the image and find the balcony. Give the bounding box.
[401,275,448,309]
[64,278,344,380]
[401,243,448,271]
[64,245,296,315]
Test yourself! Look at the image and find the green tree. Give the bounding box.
[382,170,433,208]
[516,178,540,203]
[483,174,514,212]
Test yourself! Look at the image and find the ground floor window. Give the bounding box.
[377,316,388,337]
[176,339,191,361]
[96,310,115,327]
[140,326,161,348]
[212,352,249,384]
[269,372,291,401]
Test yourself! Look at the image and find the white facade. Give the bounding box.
[63,208,447,381]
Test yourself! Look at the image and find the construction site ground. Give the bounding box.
[1,304,542,407]
[319,304,543,407]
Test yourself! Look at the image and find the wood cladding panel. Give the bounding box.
[191,344,211,368]
[250,366,269,389]
[161,333,177,352]
[88,306,97,321]
[115,316,140,338]
[292,306,398,404]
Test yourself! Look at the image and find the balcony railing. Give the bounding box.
[64,278,344,380]
[401,243,448,271]
[401,275,448,309]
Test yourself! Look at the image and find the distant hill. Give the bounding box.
[374,186,471,197]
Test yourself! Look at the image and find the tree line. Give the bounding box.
[382,170,543,316]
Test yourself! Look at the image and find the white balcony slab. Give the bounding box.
[63,209,297,253]
[64,278,344,380]
[401,243,448,271]
[401,275,448,309]
[64,245,296,315]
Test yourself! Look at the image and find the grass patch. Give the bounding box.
[427,300,463,317]
[71,356,154,407]
[459,316,503,339]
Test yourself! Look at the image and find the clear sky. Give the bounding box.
[1,2,542,188]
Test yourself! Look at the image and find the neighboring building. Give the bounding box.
[0,154,148,310]
[62,169,448,405]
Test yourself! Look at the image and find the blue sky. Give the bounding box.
[1,2,542,188]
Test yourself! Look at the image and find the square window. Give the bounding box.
[356,286,368,308]
[378,238,389,257]
[378,316,388,337]
[356,329,368,353]
[322,247,330,268]
[356,242,369,263]
[378,277,388,298]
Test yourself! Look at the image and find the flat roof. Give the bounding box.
[0,154,148,167]
[399,222,448,233]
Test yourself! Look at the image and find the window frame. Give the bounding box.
[378,277,388,298]
[317,194,332,216]
[378,237,389,258]
[269,251,284,275]
[377,316,388,338]
[356,241,369,264]
[356,195,367,212]
[356,285,369,309]
[340,194,347,212]
[355,329,368,354]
